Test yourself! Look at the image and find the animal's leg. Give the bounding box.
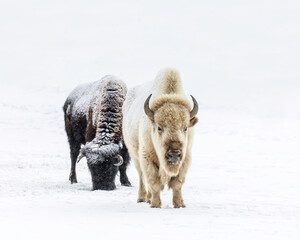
[146,191,152,204]
[141,158,162,208]
[169,176,186,208]
[119,148,131,187]
[132,158,146,202]
[137,173,147,203]
[149,186,161,208]
[69,141,80,183]
[64,113,80,184]
[169,153,191,208]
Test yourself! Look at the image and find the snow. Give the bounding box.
[65,75,126,126]
[1,0,300,239]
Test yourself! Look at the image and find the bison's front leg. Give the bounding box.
[141,158,162,208]
[169,160,189,208]
[150,188,161,208]
[169,177,186,208]
[119,149,131,187]
[169,154,191,208]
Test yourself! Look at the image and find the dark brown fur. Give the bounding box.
[63,77,131,190]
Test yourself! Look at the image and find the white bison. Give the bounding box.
[122,68,198,208]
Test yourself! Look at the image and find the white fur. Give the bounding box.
[122,68,196,208]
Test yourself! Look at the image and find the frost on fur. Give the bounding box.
[63,75,131,190]
[78,141,123,165]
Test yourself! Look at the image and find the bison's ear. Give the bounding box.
[189,117,198,127]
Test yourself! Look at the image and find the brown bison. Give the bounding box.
[63,75,131,190]
[122,68,198,208]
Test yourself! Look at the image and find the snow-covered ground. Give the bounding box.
[1,1,300,239]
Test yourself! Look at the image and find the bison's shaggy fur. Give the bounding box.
[123,68,198,208]
[63,75,131,190]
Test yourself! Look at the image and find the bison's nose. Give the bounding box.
[166,150,181,165]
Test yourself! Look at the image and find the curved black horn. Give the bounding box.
[144,94,154,121]
[190,95,198,119]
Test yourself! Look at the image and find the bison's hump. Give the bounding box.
[64,75,127,123]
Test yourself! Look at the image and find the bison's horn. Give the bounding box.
[113,155,123,167]
[144,94,154,121]
[77,152,85,163]
[190,95,198,119]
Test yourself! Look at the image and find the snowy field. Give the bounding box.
[1,1,300,239]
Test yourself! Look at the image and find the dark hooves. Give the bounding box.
[69,173,78,184]
[121,181,132,187]
[93,185,116,191]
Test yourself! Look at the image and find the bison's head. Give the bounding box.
[77,141,124,167]
[77,141,124,190]
[144,94,198,176]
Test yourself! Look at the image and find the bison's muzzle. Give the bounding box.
[166,150,182,166]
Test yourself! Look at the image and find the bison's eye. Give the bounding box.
[158,126,163,132]
[184,127,188,132]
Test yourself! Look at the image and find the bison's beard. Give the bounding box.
[162,161,182,177]
[156,152,184,177]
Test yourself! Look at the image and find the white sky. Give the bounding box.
[0,0,299,117]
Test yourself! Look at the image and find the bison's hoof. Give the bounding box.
[93,184,116,191]
[121,181,132,187]
[150,204,161,208]
[146,192,152,202]
[150,201,161,208]
[69,173,77,184]
[120,175,132,187]
[173,202,186,208]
